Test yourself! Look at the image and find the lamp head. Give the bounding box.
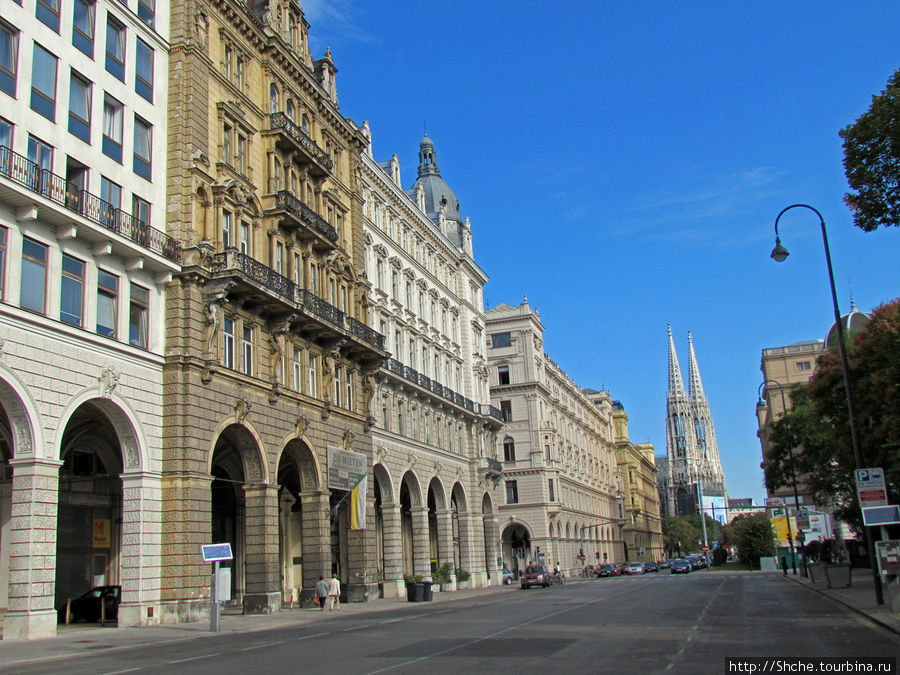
[770,237,789,262]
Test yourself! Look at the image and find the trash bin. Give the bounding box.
[406,581,424,602]
[823,564,852,589]
[422,581,433,601]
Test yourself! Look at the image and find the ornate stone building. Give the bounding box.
[358,131,503,595]
[660,325,727,518]
[162,0,385,620]
[613,402,664,562]
[486,299,624,575]
[0,0,177,638]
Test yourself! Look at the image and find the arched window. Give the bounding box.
[286,98,295,121]
[270,83,279,114]
[503,436,516,462]
[301,112,310,133]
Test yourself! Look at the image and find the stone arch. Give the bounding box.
[501,520,533,577]
[0,367,42,459]
[426,477,448,575]
[207,419,267,483]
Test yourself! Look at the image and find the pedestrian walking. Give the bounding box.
[315,575,329,611]
[327,573,341,611]
[781,555,788,576]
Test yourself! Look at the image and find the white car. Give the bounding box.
[625,562,645,575]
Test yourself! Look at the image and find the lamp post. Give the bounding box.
[757,379,801,576]
[770,203,883,604]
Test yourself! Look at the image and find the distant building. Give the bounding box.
[486,299,625,573]
[659,326,727,518]
[726,497,759,523]
[613,403,664,562]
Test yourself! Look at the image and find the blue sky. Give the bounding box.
[303,1,900,505]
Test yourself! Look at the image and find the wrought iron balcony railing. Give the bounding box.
[383,357,500,420]
[268,113,334,172]
[0,145,181,263]
[273,190,338,243]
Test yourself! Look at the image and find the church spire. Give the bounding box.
[667,324,686,398]
[687,331,706,402]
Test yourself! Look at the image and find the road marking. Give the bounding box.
[168,653,220,664]
[343,624,371,632]
[240,640,285,650]
[298,632,330,640]
[99,669,142,675]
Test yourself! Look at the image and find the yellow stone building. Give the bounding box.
[613,402,664,562]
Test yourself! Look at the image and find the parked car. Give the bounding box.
[625,562,645,575]
[643,561,659,573]
[502,567,515,585]
[658,560,672,569]
[670,559,692,574]
[596,564,618,577]
[59,585,121,623]
[520,565,552,589]
[686,555,704,570]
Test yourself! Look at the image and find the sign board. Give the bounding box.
[875,540,900,576]
[327,446,366,491]
[856,468,888,508]
[201,543,234,562]
[93,518,111,548]
[861,505,900,527]
[765,497,784,507]
[796,508,810,530]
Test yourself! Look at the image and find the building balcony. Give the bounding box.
[0,145,181,268]
[479,456,504,478]
[265,113,333,178]
[265,190,338,250]
[206,248,385,360]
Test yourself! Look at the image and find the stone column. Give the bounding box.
[380,502,404,598]
[242,482,281,613]
[435,508,455,590]
[299,491,330,606]
[345,494,376,603]
[4,458,62,640]
[455,511,474,586]
[482,512,500,588]
[411,506,430,579]
[118,472,162,627]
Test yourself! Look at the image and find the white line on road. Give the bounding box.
[98,669,142,675]
[297,632,330,640]
[168,653,221,664]
[240,640,285,650]
[343,624,371,631]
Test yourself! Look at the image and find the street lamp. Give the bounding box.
[758,379,802,576]
[770,203,883,604]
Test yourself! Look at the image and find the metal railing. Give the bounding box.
[0,145,181,263]
[268,113,334,171]
[273,191,338,243]
[382,357,500,419]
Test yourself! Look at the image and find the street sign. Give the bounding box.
[703,546,709,552]
[201,543,233,562]
[861,505,900,527]
[797,508,810,530]
[856,468,888,508]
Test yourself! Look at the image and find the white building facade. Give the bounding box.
[359,131,503,595]
[0,0,176,639]
[486,299,625,576]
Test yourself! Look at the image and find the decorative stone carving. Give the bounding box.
[0,338,5,358]
[342,430,353,450]
[295,414,310,438]
[122,436,140,469]
[234,395,252,425]
[11,414,32,455]
[99,367,120,398]
[204,282,235,358]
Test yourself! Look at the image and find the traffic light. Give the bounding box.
[595,551,600,559]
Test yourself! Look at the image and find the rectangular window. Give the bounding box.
[137,0,154,28]
[20,238,48,313]
[505,480,518,505]
[0,22,17,97]
[100,176,121,229]
[96,269,118,337]
[491,332,511,348]
[240,222,249,255]
[241,326,253,375]
[27,135,53,179]
[345,370,353,411]
[102,96,123,162]
[293,253,302,286]
[275,241,284,276]
[222,210,233,248]
[500,400,512,422]
[236,134,246,173]
[795,361,811,372]
[309,263,318,295]
[133,116,152,179]
[132,194,150,227]
[308,354,318,398]
[235,55,244,90]
[105,16,126,81]
[498,365,510,385]
[292,347,302,393]
[68,72,92,143]
[548,479,555,502]
[36,0,61,33]
[129,284,149,348]
[31,44,57,121]
[223,317,234,369]
[60,254,85,326]
[0,117,11,150]
[0,226,6,299]
[72,0,95,57]
[333,365,341,407]
[223,124,232,165]
[397,401,405,436]
[135,38,153,102]
[224,45,232,81]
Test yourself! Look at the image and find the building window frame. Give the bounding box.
[105,14,126,81]
[20,237,48,314]
[72,0,95,57]
[133,115,152,179]
[129,284,149,348]
[60,253,85,326]
[31,43,58,121]
[241,325,253,375]
[68,70,92,143]
[96,269,119,337]
[505,480,519,505]
[135,38,153,102]
[102,95,124,162]
[0,21,18,97]
[503,436,516,462]
[223,317,235,369]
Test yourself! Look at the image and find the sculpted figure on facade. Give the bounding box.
[99,367,121,398]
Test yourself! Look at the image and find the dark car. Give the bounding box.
[686,555,704,570]
[659,560,672,570]
[59,585,121,623]
[596,564,618,577]
[670,559,692,574]
[644,561,659,573]
[520,565,552,589]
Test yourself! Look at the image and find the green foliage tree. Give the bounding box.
[661,517,700,557]
[730,513,775,569]
[840,68,900,231]
[764,299,900,532]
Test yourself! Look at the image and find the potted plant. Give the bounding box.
[456,568,471,589]
[435,563,455,591]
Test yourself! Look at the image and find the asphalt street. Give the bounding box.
[2,572,897,674]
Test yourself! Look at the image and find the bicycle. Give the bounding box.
[551,571,566,585]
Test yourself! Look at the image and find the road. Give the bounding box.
[2,572,898,674]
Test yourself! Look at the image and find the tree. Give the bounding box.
[764,299,900,531]
[839,68,900,231]
[661,517,700,557]
[730,513,775,569]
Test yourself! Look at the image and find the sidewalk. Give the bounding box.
[783,565,900,636]
[0,582,519,669]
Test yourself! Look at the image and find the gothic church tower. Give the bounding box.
[663,326,727,517]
